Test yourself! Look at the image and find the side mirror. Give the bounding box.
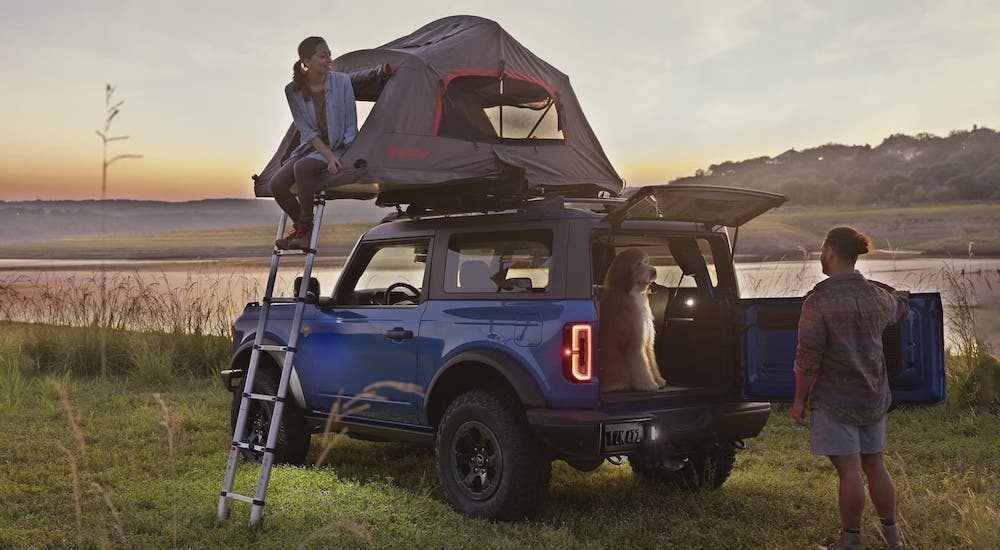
[294,276,321,304]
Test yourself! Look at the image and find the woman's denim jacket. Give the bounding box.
[284,71,358,164]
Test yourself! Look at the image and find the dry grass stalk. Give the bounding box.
[297,518,372,549]
[91,482,126,540]
[152,392,174,455]
[51,380,86,453]
[152,392,178,548]
[313,381,424,469]
[947,487,999,547]
[55,441,83,530]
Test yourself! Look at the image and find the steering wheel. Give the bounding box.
[384,282,420,305]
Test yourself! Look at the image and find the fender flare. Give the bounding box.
[227,338,307,409]
[424,348,548,421]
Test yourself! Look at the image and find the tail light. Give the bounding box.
[563,323,593,383]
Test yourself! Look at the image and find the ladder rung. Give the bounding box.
[254,344,296,353]
[242,391,286,403]
[272,248,316,256]
[233,441,274,453]
[221,491,264,506]
[263,297,302,305]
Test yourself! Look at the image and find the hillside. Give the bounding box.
[673,126,1000,207]
[739,203,1000,258]
[0,198,389,245]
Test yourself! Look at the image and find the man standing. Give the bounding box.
[792,226,909,550]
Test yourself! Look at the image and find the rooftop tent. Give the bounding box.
[253,15,624,210]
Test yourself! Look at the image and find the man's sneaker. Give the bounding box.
[287,220,314,250]
[878,523,902,549]
[275,223,306,250]
[819,529,863,550]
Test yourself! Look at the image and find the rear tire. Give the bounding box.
[630,442,737,491]
[229,367,310,466]
[435,389,551,520]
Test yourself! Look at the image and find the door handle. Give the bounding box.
[385,327,414,340]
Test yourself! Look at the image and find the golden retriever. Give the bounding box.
[598,248,666,393]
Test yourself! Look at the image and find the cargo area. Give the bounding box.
[591,230,739,402]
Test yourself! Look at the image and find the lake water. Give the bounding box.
[2,257,998,350]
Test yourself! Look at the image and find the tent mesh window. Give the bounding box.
[439,76,563,141]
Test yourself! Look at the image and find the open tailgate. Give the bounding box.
[607,184,788,227]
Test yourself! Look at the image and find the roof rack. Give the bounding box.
[377,193,625,224]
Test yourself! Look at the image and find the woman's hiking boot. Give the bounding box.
[286,220,314,250]
[275,222,307,250]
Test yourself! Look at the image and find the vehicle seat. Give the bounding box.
[459,260,497,292]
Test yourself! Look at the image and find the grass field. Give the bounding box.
[0,223,372,260]
[2,373,998,549]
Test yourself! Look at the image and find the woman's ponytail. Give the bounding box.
[291,36,327,93]
[291,60,307,92]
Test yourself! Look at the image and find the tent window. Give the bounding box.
[357,101,375,128]
[438,75,564,141]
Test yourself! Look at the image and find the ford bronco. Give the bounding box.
[222,184,945,520]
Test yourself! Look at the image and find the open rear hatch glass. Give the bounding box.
[606,183,788,227]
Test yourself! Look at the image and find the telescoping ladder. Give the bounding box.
[217,192,327,525]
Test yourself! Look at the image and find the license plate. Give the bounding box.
[603,422,644,452]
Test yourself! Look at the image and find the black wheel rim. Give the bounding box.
[451,420,503,501]
[245,403,271,459]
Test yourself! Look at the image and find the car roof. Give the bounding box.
[362,203,727,242]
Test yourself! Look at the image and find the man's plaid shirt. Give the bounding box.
[793,272,909,425]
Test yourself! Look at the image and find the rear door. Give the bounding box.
[607,183,788,227]
[740,293,945,404]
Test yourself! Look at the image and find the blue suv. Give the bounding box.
[222,184,945,520]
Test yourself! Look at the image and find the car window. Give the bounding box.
[615,238,718,289]
[444,230,552,294]
[349,242,428,293]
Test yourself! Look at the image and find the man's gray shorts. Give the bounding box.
[809,408,887,456]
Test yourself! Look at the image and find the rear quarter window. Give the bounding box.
[444,230,553,294]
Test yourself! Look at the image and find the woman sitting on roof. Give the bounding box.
[271,36,358,250]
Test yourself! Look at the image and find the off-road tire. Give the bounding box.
[630,443,737,491]
[229,367,310,466]
[435,389,552,520]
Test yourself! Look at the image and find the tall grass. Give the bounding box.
[942,261,1000,410]
[0,269,260,336]
[1,322,229,379]
[0,267,262,380]
[0,336,25,408]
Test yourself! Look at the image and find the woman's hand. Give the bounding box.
[326,156,341,174]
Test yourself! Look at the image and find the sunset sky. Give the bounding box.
[1,0,998,201]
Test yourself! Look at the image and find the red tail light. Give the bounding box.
[563,323,593,383]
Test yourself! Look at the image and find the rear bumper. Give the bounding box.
[525,401,771,459]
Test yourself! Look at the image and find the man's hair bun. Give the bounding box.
[825,225,871,259]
